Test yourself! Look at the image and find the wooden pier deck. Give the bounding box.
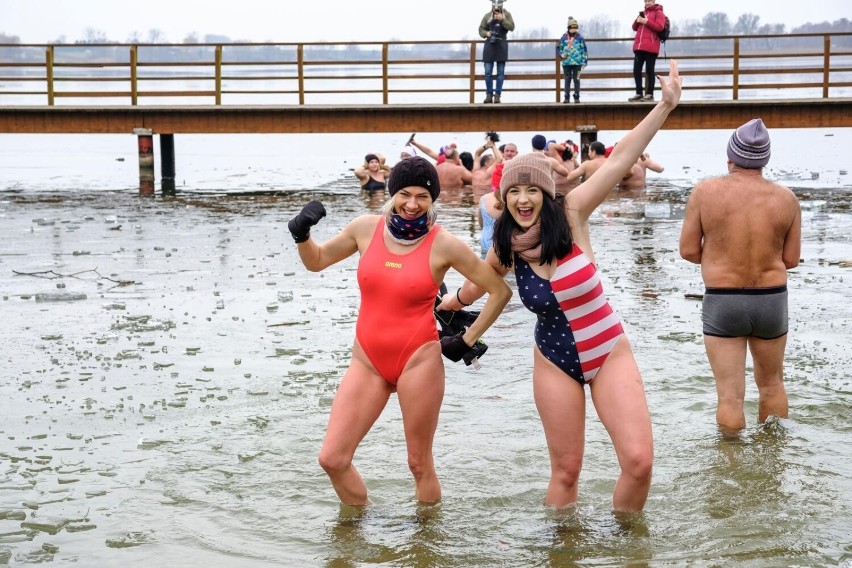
[0,98,850,134]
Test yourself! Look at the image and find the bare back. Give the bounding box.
[436,162,473,188]
[472,168,492,188]
[618,163,646,190]
[682,170,801,287]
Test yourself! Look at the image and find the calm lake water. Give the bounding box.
[0,128,851,567]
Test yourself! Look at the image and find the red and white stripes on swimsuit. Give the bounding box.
[549,244,624,381]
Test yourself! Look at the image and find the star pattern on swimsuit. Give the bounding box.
[517,257,586,383]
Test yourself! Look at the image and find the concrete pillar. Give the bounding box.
[160,134,176,196]
[577,128,598,163]
[134,127,154,196]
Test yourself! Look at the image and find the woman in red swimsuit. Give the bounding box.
[439,61,682,513]
[289,156,511,506]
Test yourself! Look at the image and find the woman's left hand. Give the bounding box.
[657,59,682,108]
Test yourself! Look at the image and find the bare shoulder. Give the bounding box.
[767,178,797,197]
[689,175,727,197]
[347,214,382,238]
[433,225,467,252]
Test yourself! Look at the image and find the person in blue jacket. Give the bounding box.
[558,18,589,103]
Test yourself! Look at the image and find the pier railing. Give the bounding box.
[0,32,850,106]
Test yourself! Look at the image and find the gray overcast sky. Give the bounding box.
[4,0,848,43]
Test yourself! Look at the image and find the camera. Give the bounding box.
[489,35,499,44]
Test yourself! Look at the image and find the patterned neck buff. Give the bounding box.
[386,211,434,245]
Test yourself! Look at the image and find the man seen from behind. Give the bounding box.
[679,118,801,436]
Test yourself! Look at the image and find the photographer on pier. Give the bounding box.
[479,1,515,104]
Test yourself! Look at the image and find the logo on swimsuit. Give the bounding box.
[384,261,403,269]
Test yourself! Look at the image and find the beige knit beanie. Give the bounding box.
[500,153,556,202]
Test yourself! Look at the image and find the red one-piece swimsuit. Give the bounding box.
[356,219,441,384]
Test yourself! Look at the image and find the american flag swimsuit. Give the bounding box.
[515,244,624,385]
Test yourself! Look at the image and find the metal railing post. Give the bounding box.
[46,45,54,106]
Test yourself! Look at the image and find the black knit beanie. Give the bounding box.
[387,156,440,201]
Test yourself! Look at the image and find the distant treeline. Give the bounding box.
[1,13,850,64]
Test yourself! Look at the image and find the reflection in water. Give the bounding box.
[705,419,790,521]
[326,503,450,568]
[360,188,387,211]
[663,418,832,564]
[546,506,652,567]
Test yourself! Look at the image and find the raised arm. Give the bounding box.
[549,156,570,177]
[640,153,665,173]
[289,202,361,272]
[567,59,682,219]
[478,14,491,38]
[501,11,515,32]
[353,164,368,181]
[410,139,440,161]
[473,138,495,170]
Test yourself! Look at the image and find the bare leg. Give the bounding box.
[748,335,789,422]
[397,341,445,504]
[318,341,393,505]
[704,335,748,434]
[533,348,586,508]
[591,337,653,512]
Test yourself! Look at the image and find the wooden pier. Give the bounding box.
[1,32,850,134]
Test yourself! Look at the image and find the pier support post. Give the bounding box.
[134,128,154,196]
[576,125,598,163]
[160,134,176,196]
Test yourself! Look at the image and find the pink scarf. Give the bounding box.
[511,222,542,264]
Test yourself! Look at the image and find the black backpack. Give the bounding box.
[659,15,671,43]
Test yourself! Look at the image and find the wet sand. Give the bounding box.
[1,184,851,566]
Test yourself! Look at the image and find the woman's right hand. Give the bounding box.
[288,201,326,243]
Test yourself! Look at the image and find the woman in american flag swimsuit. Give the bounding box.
[438,61,681,512]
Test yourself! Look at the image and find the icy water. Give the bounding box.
[0,130,851,567]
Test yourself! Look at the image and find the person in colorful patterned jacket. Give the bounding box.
[558,17,589,103]
[438,60,682,512]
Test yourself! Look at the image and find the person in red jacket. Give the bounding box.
[629,0,666,102]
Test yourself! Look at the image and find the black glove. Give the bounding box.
[462,339,488,367]
[440,333,475,363]
[288,201,326,243]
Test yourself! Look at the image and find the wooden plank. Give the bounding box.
[3,99,850,134]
